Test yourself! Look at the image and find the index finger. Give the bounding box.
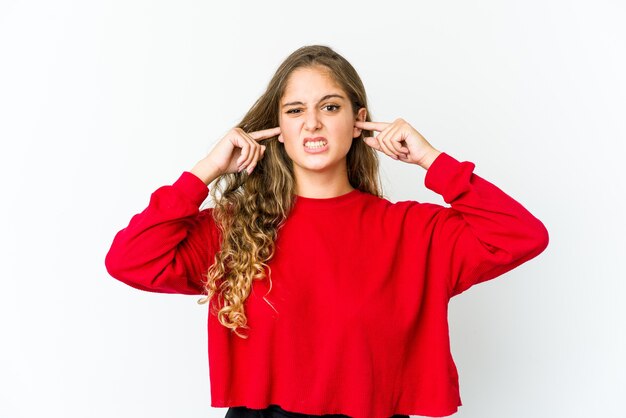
[248,126,281,141]
[354,120,389,132]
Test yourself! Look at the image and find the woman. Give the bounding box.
[105,45,549,418]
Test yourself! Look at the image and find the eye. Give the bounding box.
[324,104,340,111]
[286,108,301,114]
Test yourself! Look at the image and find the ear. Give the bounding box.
[353,107,367,138]
[278,133,284,143]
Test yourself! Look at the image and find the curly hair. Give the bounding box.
[196,45,383,338]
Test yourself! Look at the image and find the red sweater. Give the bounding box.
[105,152,549,418]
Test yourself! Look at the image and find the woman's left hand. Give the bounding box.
[355,118,442,169]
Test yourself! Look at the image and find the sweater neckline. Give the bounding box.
[293,188,361,207]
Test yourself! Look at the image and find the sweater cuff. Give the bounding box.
[424,152,476,204]
[173,171,210,206]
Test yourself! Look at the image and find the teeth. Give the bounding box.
[305,141,327,148]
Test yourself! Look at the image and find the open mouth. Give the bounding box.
[303,136,328,151]
[304,140,328,149]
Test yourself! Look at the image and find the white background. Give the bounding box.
[1,1,624,417]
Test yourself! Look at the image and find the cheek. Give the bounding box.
[279,120,301,141]
[333,116,355,137]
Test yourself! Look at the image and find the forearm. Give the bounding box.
[418,148,442,171]
[424,152,549,296]
[105,172,215,294]
[190,157,222,185]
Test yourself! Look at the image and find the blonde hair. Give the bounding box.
[196,45,383,338]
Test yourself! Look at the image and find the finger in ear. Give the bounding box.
[363,136,381,151]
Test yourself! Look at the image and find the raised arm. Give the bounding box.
[422,152,549,298]
[105,172,221,295]
[354,118,548,298]
[105,126,281,295]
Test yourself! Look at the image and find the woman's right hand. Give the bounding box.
[190,126,281,185]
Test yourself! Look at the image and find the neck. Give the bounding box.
[294,164,353,198]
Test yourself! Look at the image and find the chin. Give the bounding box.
[296,158,347,172]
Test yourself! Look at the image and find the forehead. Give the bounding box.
[282,66,344,99]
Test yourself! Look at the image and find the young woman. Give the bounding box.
[105,45,549,418]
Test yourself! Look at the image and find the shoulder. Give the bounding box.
[361,191,445,224]
[352,192,450,238]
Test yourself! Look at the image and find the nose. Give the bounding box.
[303,109,322,132]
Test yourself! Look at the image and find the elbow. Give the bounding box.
[104,247,122,279]
[526,218,550,258]
[104,248,149,292]
[538,221,550,252]
[104,245,131,282]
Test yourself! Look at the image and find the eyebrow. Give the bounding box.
[281,94,346,108]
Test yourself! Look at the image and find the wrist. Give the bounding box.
[190,158,221,185]
[418,149,442,170]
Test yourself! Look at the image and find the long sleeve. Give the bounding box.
[421,152,549,298]
[104,171,222,295]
